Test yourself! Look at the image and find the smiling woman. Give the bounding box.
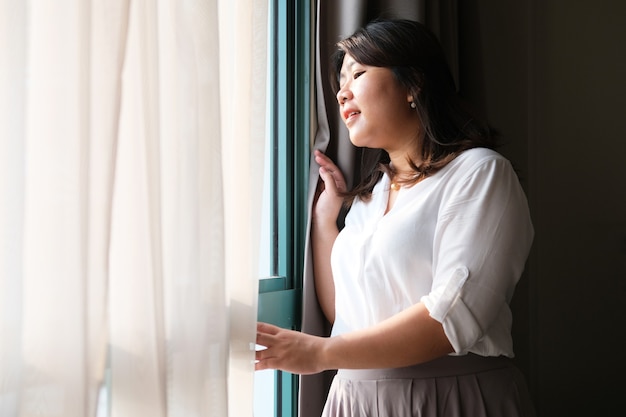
[336,59,420,155]
[256,19,537,417]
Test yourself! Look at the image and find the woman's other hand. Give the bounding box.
[255,322,327,375]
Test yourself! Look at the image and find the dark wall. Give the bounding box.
[459,1,626,416]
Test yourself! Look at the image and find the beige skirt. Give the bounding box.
[321,354,536,417]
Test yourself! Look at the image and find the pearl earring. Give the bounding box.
[410,102,416,109]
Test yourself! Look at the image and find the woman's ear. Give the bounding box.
[407,89,420,103]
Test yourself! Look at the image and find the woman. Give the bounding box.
[256,19,535,416]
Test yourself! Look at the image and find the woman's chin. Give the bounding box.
[348,134,368,148]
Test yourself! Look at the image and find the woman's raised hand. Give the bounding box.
[313,150,347,226]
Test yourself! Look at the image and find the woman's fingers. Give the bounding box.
[255,322,326,374]
[314,150,347,194]
[255,324,286,371]
[319,166,338,193]
[257,321,280,335]
[255,355,275,371]
[314,150,339,174]
[256,332,276,349]
[255,345,272,362]
[256,322,280,349]
[255,324,276,370]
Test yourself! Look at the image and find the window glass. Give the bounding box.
[255,1,309,416]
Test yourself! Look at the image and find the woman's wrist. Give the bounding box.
[311,215,339,234]
[318,334,357,371]
[317,335,336,372]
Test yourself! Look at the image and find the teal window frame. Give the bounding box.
[257,0,310,416]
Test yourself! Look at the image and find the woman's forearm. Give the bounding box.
[320,302,454,370]
[311,218,338,324]
[255,302,454,374]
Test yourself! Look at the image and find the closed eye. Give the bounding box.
[353,71,365,79]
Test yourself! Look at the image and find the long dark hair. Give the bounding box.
[330,19,499,201]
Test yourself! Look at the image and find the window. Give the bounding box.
[254,1,310,416]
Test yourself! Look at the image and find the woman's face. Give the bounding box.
[336,53,420,152]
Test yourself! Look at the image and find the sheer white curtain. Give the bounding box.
[0,0,267,416]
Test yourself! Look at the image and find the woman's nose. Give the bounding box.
[336,87,350,105]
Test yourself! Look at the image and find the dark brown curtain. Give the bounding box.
[299,1,459,416]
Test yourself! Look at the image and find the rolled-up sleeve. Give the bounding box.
[421,156,534,355]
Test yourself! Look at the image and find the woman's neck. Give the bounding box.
[388,152,421,180]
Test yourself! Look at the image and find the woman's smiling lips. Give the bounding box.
[342,108,361,124]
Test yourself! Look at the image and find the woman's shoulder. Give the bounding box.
[453,147,505,166]
[433,147,514,187]
[443,147,509,175]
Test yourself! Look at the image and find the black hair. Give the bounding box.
[330,19,499,200]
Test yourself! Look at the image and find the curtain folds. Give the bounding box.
[300,1,458,416]
[0,1,267,416]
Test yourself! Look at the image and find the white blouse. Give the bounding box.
[330,148,534,357]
